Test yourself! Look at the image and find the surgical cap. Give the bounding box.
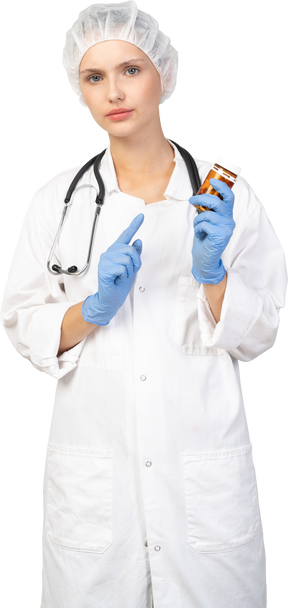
[62,0,178,106]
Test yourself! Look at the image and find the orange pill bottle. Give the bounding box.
[194,156,241,213]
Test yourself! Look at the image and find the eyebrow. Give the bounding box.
[80,58,146,74]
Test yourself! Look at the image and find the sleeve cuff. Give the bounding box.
[196,267,264,351]
[29,302,86,379]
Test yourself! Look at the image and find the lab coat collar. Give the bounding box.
[98,139,193,201]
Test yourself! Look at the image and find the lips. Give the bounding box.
[106,108,133,116]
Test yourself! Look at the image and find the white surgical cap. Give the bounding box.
[62,0,178,106]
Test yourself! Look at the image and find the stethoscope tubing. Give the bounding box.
[47,184,101,276]
[47,150,106,276]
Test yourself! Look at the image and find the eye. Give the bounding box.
[87,68,140,84]
[125,67,139,75]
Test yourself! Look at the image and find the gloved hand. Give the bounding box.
[189,178,235,284]
[82,213,144,325]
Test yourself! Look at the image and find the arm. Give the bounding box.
[203,272,227,323]
[57,302,99,357]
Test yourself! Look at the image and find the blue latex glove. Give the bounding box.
[82,213,144,325]
[189,178,235,284]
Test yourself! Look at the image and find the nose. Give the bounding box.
[106,76,125,103]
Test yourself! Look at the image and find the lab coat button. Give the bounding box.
[154,545,161,551]
[140,375,147,381]
[145,541,148,547]
[145,461,152,467]
[139,286,145,292]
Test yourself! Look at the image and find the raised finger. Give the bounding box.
[114,213,145,245]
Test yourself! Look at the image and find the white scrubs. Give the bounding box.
[1,140,287,608]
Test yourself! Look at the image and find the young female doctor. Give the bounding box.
[1,1,287,607]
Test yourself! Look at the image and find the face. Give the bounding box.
[79,40,163,137]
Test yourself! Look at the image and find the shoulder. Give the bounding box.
[28,164,85,221]
[32,162,84,197]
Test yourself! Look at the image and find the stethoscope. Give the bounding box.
[47,140,202,276]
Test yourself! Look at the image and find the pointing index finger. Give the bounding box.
[115,213,145,245]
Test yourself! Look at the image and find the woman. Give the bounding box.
[1,2,287,607]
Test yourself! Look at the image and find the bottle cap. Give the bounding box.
[215,156,241,176]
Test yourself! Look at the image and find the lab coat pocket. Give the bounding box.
[46,444,113,553]
[182,443,260,553]
[175,276,223,355]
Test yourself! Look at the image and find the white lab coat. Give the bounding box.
[1,140,287,608]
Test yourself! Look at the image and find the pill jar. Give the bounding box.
[194,156,241,213]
